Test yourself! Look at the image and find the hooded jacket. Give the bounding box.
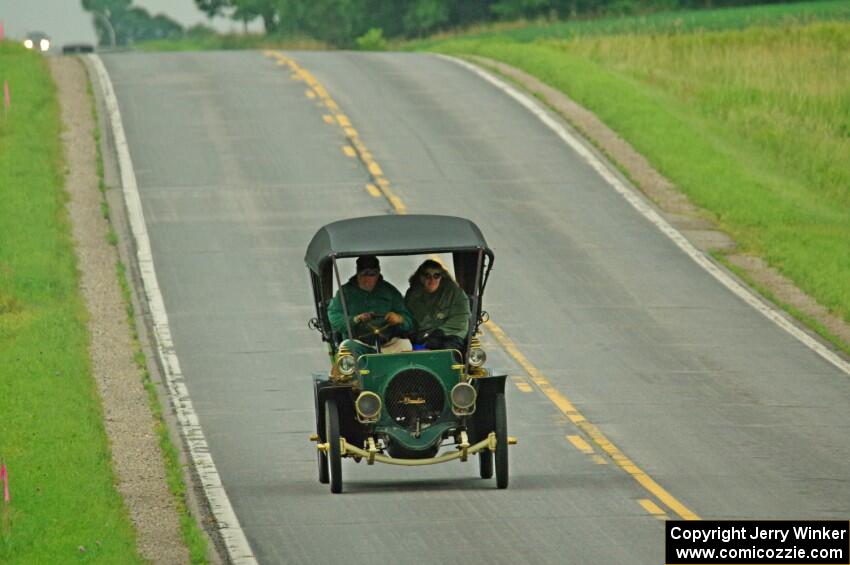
[404,278,470,339]
[327,275,413,336]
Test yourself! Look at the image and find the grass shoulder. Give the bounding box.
[420,7,850,353]
[0,42,144,564]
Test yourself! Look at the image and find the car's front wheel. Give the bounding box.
[325,398,343,494]
[494,393,509,489]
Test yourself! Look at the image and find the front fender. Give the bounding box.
[469,372,507,443]
[313,374,361,445]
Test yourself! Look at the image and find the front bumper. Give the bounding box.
[312,431,517,466]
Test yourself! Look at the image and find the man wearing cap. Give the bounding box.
[328,255,413,353]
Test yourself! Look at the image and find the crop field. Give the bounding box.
[0,43,143,563]
[423,3,850,348]
[412,0,850,46]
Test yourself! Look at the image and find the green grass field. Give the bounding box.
[421,4,850,348]
[409,0,850,47]
[0,43,144,563]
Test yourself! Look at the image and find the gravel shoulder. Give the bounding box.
[50,55,190,565]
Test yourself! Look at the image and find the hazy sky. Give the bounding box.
[1,0,249,49]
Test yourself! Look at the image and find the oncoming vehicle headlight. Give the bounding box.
[355,391,382,421]
[451,382,477,412]
[336,354,356,376]
[39,39,50,52]
[24,39,34,49]
[468,346,486,368]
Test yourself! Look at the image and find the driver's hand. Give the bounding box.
[354,312,373,324]
[385,312,403,326]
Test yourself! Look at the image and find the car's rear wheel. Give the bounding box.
[325,398,343,494]
[479,449,493,479]
[494,393,509,489]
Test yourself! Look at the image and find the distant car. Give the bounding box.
[23,32,50,53]
[62,43,95,55]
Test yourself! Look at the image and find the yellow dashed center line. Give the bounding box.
[567,434,594,455]
[511,376,533,393]
[265,50,697,522]
[638,499,669,521]
[365,184,382,198]
[485,319,699,521]
[266,50,406,215]
[342,146,357,158]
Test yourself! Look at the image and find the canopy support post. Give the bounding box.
[331,255,354,341]
[465,248,484,365]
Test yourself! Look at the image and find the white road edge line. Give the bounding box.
[88,54,258,565]
[442,54,850,378]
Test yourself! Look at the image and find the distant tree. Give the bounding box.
[299,0,359,47]
[491,0,551,20]
[148,13,184,40]
[447,0,497,28]
[355,27,387,50]
[82,1,183,46]
[82,0,131,46]
[233,0,280,33]
[81,0,131,13]
[186,23,218,38]
[276,0,309,35]
[195,0,232,19]
[404,0,450,37]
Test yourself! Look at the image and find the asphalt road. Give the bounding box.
[100,51,850,564]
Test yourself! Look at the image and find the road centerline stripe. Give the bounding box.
[639,498,669,520]
[567,434,595,455]
[486,319,699,520]
[265,51,406,215]
[267,51,699,522]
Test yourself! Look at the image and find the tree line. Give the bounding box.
[81,0,806,48]
[195,0,803,46]
[82,0,183,46]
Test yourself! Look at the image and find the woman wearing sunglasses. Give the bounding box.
[405,259,470,351]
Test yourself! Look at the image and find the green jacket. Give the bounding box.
[328,276,413,337]
[404,279,470,339]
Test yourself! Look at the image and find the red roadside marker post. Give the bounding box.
[0,460,8,536]
[1,461,8,503]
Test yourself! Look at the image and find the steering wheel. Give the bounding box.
[354,313,394,344]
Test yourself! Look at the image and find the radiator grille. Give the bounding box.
[385,369,445,430]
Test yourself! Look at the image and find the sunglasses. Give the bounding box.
[423,271,442,280]
[359,269,380,277]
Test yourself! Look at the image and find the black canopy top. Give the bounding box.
[305,215,492,273]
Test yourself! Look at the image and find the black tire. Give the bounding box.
[325,398,343,494]
[494,393,509,489]
[479,449,493,479]
[317,446,329,484]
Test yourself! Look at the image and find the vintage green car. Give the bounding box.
[306,215,515,493]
